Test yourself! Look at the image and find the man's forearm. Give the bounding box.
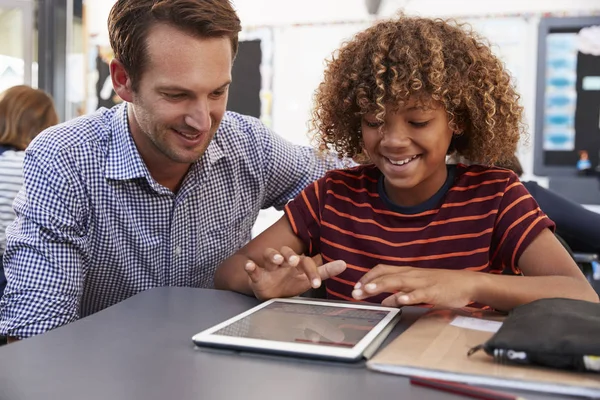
[214,254,254,296]
[7,336,20,344]
[473,273,599,312]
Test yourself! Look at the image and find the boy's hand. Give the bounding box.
[351,265,481,308]
[244,247,346,300]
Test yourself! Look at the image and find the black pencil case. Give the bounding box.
[468,298,600,372]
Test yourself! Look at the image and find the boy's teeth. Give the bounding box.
[389,155,417,165]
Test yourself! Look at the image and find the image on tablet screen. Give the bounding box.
[213,302,388,348]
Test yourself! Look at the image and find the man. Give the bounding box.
[0,0,343,341]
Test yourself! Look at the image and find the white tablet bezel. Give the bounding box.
[192,298,401,361]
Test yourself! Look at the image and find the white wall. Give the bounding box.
[86,1,114,44]
[233,0,599,25]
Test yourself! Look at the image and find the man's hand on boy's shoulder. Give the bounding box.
[244,248,346,300]
[351,265,480,308]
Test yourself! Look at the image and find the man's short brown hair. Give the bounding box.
[108,0,241,91]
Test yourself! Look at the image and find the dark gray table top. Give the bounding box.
[0,287,571,400]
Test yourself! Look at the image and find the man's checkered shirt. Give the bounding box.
[0,103,342,338]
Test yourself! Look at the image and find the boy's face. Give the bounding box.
[361,99,453,207]
[122,23,232,170]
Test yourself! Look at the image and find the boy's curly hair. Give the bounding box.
[311,15,525,165]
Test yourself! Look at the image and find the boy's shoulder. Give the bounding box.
[454,163,519,187]
[314,164,380,199]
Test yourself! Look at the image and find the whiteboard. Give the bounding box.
[269,16,539,174]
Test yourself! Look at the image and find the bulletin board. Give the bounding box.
[533,16,600,176]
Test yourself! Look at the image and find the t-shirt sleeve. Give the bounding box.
[251,117,346,211]
[491,172,555,274]
[283,177,325,257]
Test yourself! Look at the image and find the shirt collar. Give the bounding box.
[104,103,226,184]
[104,103,150,181]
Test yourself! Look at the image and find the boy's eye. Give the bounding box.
[364,119,383,128]
[409,120,430,128]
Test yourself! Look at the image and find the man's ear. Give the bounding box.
[110,59,134,103]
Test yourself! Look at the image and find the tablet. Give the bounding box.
[192,298,401,362]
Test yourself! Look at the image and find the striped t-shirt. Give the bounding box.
[284,164,555,304]
[0,149,24,255]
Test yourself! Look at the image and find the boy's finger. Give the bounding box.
[317,260,346,281]
[262,248,284,271]
[381,291,409,307]
[279,246,300,267]
[245,260,262,283]
[361,276,425,296]
[354,264,410,290]
[299,257,323,289]
[397,289,427,305]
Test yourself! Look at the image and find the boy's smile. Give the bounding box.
[383,154,420,172]
[361,99,454,207]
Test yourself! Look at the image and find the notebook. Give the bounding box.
[367,307,600,398]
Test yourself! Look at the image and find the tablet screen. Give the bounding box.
[212,301,389,348]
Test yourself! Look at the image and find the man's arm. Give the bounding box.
[254,122,348,210]
[0,151,86,339]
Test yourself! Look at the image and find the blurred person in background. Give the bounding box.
[0,85,59,344]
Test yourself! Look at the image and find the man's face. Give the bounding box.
[127,24,232,169]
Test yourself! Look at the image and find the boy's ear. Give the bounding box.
[110,59,134,103]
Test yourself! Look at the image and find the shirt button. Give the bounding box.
[174,245,182,257]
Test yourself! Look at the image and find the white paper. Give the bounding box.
[450,316,502,333]
[577,25,600,56]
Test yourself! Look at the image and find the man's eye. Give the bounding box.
[211,90,226,98]
[409,121,430,128]
[164,93,185,100]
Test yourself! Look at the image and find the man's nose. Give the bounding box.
[184,101,211,132]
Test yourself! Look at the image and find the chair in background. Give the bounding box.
[555,233,600,294]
